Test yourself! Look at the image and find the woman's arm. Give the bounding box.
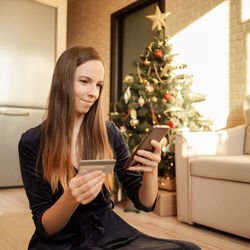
[108,121,161,211]
[41,171,105,235]
[41,188,79,235]
[128,140,161,208]
[18,126,106,236]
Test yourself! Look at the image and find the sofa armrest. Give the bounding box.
[175,125,246,224]
[179,125,246,157]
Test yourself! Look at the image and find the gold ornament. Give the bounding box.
[123,75,134,83]
[130,108,137,119]
[153,78,159,84]
[145,83,154,93]
[144,59,150,66]
[138,96,145,107]
[124,87,131,104]
[146,6,171,31]
[130,118,139,126]
[152,96,158,102]
[120,125,126,133]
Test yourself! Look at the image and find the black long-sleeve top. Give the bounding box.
[18,121,154,249]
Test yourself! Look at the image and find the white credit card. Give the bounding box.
[78,159,116,174]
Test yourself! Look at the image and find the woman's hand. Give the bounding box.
[128,140,161,173]
[68,170,105,205]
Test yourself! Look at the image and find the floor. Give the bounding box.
[0,187,249,250]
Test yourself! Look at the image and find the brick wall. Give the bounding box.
[67,0,250,129]
[67,0,136,120]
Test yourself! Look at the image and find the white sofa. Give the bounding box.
[175,97,250,239]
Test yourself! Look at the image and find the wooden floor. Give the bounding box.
[0,188,249,250]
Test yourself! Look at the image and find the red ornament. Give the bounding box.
[168,120,176,128]
[154,50,162,58]
[163,93,172,101]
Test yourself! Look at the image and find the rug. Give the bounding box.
[0,212,34,250]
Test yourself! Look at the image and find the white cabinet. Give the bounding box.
[0,107,45,187]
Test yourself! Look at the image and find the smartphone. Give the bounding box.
[123,125,170,169]
[78,159,116,174]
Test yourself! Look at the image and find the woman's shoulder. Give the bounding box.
[105,121,127,148]
[105,120,115,131]
[105,121,120,138]
[19,124,42,149]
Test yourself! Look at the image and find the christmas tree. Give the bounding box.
[110,6,212,192]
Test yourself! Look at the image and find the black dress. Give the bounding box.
[18,121,201,250]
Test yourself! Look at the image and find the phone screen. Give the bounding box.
[123,125,169,169]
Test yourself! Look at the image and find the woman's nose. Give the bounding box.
[88,84,99,97]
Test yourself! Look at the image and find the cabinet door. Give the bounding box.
[0,107,44,187]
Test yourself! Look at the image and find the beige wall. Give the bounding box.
[67,0,250,129]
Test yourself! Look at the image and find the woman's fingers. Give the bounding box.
[128,140,161,173]
[70,170,103,188]
[76,172,105,194]
[150,139,162,154]
[68,170,105,204]
[76,180,104,205]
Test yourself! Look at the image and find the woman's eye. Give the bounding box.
[80,80,88,84]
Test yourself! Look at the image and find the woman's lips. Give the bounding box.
[80,99,93,104]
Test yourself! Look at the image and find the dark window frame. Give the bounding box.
[110,0,165,111]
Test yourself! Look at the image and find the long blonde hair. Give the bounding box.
[39,46,114,193]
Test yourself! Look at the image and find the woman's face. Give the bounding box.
[73,60,104,117]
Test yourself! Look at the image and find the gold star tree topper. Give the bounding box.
[146,6,171,30]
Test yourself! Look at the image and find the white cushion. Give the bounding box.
[190,155,250,183]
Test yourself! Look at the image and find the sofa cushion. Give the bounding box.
[190,155,250,183]
[244,126,250,154]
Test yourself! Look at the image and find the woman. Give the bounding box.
[19,46,200,249]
